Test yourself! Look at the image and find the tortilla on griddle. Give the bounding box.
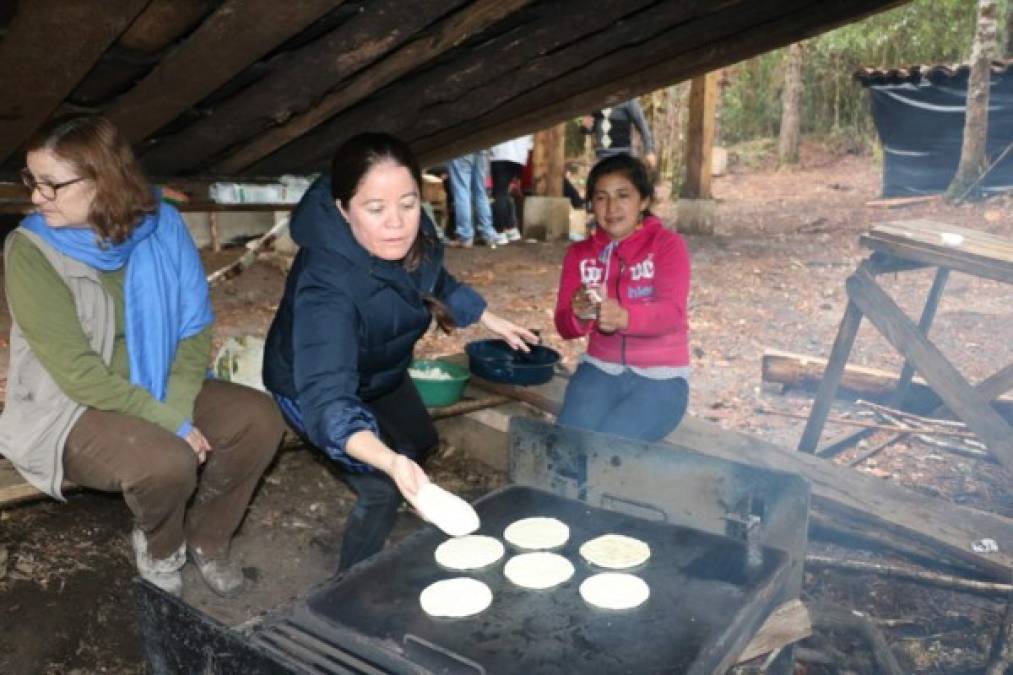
[419,577,492,618]
[503,517,569,550]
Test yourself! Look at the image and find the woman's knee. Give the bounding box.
[198,380,286,450]
[126,444,198,503]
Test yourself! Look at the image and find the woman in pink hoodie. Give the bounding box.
[554,154,690,441]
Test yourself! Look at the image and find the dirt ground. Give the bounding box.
[1,141,1012,674]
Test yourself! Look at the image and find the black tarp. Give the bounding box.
[860,65,1013,197]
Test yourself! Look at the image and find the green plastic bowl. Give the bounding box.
[409,359,470,407]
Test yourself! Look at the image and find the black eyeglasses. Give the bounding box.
[20,167,88,201]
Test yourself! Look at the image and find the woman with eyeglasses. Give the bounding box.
[1,114,285,597]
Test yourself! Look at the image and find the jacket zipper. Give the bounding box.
[617,258,627,366]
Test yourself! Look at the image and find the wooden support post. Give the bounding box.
[888,267,949,407]
[208,212,222,253]
[798,299,864,453]
[680,72,717,200]
[678,71,718,234]
[816,267,950,458]
[846,267,1013,469]
[531,124,565,197]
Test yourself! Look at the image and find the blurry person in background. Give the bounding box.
[581,99,658,170]
[489,134,533,242]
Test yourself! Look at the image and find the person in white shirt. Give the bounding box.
[488,135,533,242]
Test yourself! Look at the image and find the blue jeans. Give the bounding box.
[448,153,497,242]
[557,363,689,441]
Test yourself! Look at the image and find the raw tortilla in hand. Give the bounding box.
[579,534,651,569]
[419,577,493,618]
[504,552,575,590]
[416,483,480,537]
[503,517,569,550]
[434,535,505,570]
[579,572,650,610]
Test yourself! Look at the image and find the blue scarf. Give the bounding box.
[21,202,214,402]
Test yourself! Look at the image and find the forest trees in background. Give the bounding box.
[719,0,990,146]
[563,0,1007,192]
[778,42,805,166]
[946,0,999,201]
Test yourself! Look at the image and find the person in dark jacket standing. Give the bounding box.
[263,133,536,571]
[580,99,658,169]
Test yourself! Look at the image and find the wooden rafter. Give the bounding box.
[410,0,906,166]
[107,0,345,144]
[117,0,218,53]
[139,0,470,176]
[211,0,535,174]
[0,0,150,166]
[246,0,657,174]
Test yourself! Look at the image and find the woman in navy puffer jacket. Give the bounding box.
[263,133,535,571]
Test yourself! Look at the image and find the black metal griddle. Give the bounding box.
[135,417,810,675]
[253,485,790,675]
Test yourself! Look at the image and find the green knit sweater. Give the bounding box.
[5,231,211,434]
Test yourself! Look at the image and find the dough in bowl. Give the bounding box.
[579,573,650,610]
[579,534,651,569]
[434,535,505,570]
[419,577,492,618]
[504,552,575,590]
[416,483,480,537]
[503,517,569,550]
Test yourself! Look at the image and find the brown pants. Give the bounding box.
[63,380,284,560]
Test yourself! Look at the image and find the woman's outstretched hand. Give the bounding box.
[385,452,430,512]
[480,310,539,352]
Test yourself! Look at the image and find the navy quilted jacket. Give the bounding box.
[263,176,485,457]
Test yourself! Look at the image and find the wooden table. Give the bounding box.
[797,220,1013,470]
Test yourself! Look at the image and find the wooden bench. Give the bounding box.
[797,220,1013,468]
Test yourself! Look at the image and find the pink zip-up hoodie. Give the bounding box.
[554,215,690,368]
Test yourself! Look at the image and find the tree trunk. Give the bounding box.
[945,0,998,201]
[778,42,804,166]
[1005,0,1013,58]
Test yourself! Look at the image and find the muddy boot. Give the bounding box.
[131,528,185,596]
[188,545,245,597]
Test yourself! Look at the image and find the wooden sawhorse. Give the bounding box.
[797,220,1013,470]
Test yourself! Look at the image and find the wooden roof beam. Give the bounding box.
[245,0,661,174]
[0,0,150,166]
[106,0,344,144]
[117,0,218,54]
[411,0,907,166]
[211,0,535,174]
[139,0,470,176]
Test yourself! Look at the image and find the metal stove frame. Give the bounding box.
[135,417,810,674]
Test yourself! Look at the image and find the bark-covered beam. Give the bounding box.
[107,0,344,144]
[0,0,150,165]
[212,0,534,173]
[409,0,906,167]
[139,0,469,175]
[247,0,659,174]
